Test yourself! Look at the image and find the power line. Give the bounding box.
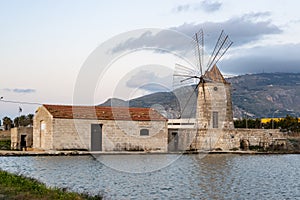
[0,99,42,105]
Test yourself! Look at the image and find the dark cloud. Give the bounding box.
[173,1,222,13]
[111,13,282,55]
[110,13,289,74]
[172,13,281,48]
[220,43,300,74]
[3,88,36,93]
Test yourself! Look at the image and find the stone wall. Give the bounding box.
[33,106,53,150]
[213,129,283,150]
[197,83,234,130]
[168,128,196,151]
[11,127,33,150]
[52,118,168,151]
[33,106,168,151]
[169,128,284,151]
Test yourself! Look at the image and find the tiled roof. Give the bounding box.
[205,64,228,84]
[43,104,167,121]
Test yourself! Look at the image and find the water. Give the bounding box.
[0,154,299,199]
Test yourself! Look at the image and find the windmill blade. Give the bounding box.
[180,76,199,83]
[173,74,197,78]
[173,63,199,89]
[193,29,204,76]
[205,30,233,75]
[177,83,200,119]
[175,63,196,74]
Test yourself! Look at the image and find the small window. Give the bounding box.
[140,129,149,136]
[40,121,46,130]
[213,112,218,128]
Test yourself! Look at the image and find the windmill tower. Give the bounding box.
[173,29,234,150]
[197,64,234,130]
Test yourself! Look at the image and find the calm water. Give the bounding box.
[0,154,299,199]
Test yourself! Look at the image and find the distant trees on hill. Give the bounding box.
[234,115,300,132]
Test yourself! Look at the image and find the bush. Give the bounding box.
[0,140,11,150]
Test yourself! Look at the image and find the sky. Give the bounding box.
[1,0,300,119]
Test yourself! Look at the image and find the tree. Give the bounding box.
[2,116,13,130]
[27,114,34,126]
[277,115,299,132]
[13,114,34,127]
[234,118,262,129]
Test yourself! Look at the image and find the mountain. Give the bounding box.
[100,73,300,119]
[229,73,300,118]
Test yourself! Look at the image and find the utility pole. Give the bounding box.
[272,110,279,129]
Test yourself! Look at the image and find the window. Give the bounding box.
[40,121,46,130]
[140,129,149,136]
[213,112,218,128]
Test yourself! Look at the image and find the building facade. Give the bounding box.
[11,127,33,150]
[33,105,168,152]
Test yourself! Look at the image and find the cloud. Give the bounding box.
[200,0,222,12]
[171,13,281,48]
[3,88,36,93]
[109,13,289,75]
[126,69,172,92]
[173,1,222,13]
[221,43,300,74]
[111,13,281,54]
[110,29,192,55]
[174,4,190,13]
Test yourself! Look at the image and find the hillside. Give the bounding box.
[100,73,300,119]
[230,73,300,118]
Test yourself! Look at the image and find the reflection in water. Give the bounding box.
[0,154,299,199]
[93,154,182,173]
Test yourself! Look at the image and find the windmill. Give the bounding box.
[172,29,234,150]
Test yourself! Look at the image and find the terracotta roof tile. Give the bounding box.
[43,104,167,121]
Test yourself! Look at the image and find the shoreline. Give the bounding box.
[0,150,299,156]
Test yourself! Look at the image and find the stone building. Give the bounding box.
[168,65,235,151]
[168,65,284,151]
[33,105,168,151]
[11,127,33,150]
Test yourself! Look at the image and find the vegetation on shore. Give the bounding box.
[0,140,11,150]
[234,115,300,132]
[0,170,102,200]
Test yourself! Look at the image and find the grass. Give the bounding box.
[0,170,102,200]
[0,140,11,150]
